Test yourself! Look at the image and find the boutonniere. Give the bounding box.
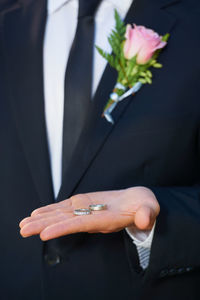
[96,10,169,124]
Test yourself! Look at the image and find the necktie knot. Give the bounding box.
[78,0,101,18]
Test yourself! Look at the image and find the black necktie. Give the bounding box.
[62,0,101,177]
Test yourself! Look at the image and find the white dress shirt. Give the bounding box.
[43,0,154,269]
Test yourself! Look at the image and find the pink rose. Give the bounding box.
[124,24,167,64]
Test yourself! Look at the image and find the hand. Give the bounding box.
[19,187,160,241]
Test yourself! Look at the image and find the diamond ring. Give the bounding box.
[73,208,91,216]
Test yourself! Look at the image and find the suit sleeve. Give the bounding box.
[123,126,200,279]
[146,185,200,279]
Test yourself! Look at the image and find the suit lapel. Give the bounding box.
[1,0,54,206]
[57,0,181,201]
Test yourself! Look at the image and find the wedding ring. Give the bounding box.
[89,204,107,211]
[73,209,91,216]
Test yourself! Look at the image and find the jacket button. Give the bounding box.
[169,268,176,275]
[44,254,61,266]
[160,269,169,278]
[177,267,185,274]
[186,267,193,272]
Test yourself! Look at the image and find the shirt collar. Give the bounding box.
[106,0,133,12]
[48,0,133,16]
[48,0,71,15]
[106,0,133,18]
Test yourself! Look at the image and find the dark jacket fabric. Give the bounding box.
[0,0,200,299]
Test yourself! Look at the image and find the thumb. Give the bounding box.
[134,205,158,230]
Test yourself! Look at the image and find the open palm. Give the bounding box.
[20,187,160,241]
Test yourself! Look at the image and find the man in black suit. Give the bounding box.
[1,0,200,299]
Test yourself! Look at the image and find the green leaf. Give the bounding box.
[140,71,147,77]
[149,59,157,66]
[153,63,163,68]
[131,65,138,76]
[126,57,136,77]
[139,78,147,84]
[95,46,116,68]
[162,33,170,42]
[108,36,121,56]
[114,9,126,42]
[146,70,152,78]
[146,77,152,84]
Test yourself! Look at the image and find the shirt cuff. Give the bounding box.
[125,222,156,248]
[125,222,156,269]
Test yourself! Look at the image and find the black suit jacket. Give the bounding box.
[0,0,200,299]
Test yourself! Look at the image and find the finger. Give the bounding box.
[20,212,73,237]
[30,192,108,217]
[40,212,118,241]
[31,199,71,216]
[19,208,73,229]
[134,206,157,230]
